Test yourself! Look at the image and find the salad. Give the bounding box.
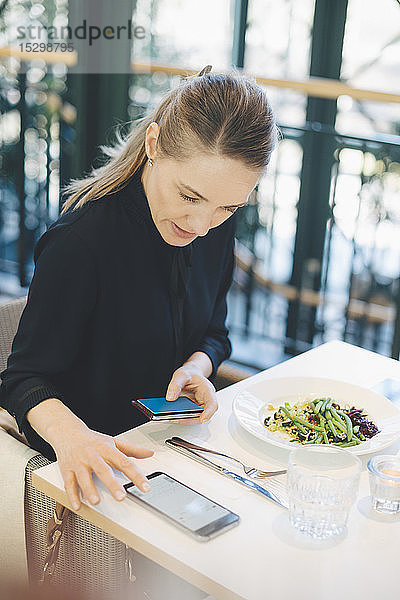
[263,397,380,447]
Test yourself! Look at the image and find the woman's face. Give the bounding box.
[141,125,261,247]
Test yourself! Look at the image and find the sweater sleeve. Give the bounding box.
[194,221,236,382]
[0,225,97,435]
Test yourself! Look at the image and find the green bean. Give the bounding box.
[332,419,347,433]
[351,436,361,445]
[325,409,344,435]
[325,398,333,411]
[310,433,323,444]
[321,398,330,413]
[323,429,329,444]
[330,408,348,431]
[336,409,353,442]
[293,414,325,432]
[314,400,323,414]
[309,401,316,411]
[336,440,359,448]
[294,423,308,435]
[327,419,338,438]
[280,406,315,432]
[280,406,292,419]
[280,406,308,434]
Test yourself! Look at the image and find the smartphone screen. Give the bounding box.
[371,378,400,406]
[124,472,239,540]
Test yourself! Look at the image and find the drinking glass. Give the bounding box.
[367,455,400,514]
[287,445,362,539]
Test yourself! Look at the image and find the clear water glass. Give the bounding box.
[287,445,362,539]
[367,455,400,514]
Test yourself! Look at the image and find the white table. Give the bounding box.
[32,341,400,600]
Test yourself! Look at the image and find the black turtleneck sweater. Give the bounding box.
[0,165,236,460]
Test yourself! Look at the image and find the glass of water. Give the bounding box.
[287,445,362,539]
[367,455,400,514]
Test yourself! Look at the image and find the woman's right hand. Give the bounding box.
[51,422,154,511]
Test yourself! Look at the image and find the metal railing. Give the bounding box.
[230,123,400,366]
[1,56,399,364]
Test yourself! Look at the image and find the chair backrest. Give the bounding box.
[0,297,27,374]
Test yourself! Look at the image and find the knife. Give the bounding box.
[165,438,287,509]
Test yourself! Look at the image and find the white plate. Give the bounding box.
[233,377,400,455]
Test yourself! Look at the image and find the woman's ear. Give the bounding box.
[145,122,160,160]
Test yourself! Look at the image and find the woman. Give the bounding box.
[0,65,277,511]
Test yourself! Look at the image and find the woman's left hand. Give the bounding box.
[165,364,218,424]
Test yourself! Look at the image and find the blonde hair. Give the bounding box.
[60,65,277,214]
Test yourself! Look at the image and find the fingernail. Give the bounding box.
[142,482,151,492]
[116,490,126,500]
[90,495,99,504]
[72,502,79,510]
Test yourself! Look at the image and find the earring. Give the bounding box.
[148,158,153,166]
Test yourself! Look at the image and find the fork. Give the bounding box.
[169,437,287,479]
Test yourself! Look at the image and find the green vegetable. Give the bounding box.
[329,408,347,432]
[350,435,361,444]
[314,400,323,414]
[303,439,317,444]
[321,398,330,413]
[264,397,375,448]
[292,414,325,432]
[280,406,308,434]
[336,440,359,447]
[327,419,338,438]
[337,409,353,442]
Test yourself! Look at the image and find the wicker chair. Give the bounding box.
[0,296,252,597]
[0,297,129,598]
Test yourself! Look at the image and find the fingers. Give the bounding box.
[105,449,151,493]
[59,439,154,510]
[75,466,103,505]
[114,439,154,459]
[199,397,218,422]
[63,453,150,510]
[170,409,217,426]
[170,384,218,425]
[170,416,204,425]
[90,457,131,500]
[63,470,81,511]
[166,367,192,401]
[170,405,218,425]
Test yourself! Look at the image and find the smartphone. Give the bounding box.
[124,472,240,541]
[131,396,203,421]
[371,378,400,406]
